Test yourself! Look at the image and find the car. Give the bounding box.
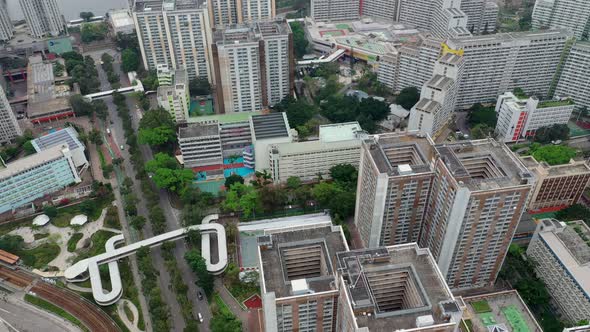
[106,128,111,135]
[120,145,125,150]
[198,292,203,301]
[198,313,203,323]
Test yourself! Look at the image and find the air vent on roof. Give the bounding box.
[257,235,272,249]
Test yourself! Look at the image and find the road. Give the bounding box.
[0,292,81,332]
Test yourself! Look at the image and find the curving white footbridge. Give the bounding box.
[64,214,227,306]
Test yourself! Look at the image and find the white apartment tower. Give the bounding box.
[156,65,190,123]
[212,21,293,113]
[461,0,499,33]
[208,0,275,28]
[532,0,590,40]
[0,1,13,42]
[420,139,533,291]
[430,0,471,39]
[0,85,22,144]
[555,41,590,112]
[133,0,213,81]
[408,53,464,139]
[19,0,65,38]
[360,0,398,21]
[354,132,436,248]
[446,29,573,109]
[311,0,360,21]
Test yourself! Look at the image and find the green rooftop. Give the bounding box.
[538,99,574,108]
[186,111,262,124]
[502,305,531,332]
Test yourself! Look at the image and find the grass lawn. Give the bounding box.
[25,294,90,332]
[104,206,121,230]
[67,233,83,252]
[18,243,60,269]
[51,200,107,228]
[227,281,260,303]
[472,300,492,313]
[212,292,232,316]
[33,233,50,240]
[74,230,116,263]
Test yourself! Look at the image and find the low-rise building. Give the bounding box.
[521,156,590,212]
[31,127,87,168]
[108,9,135,35]
[461,290,542,332]
[495,91,575,143]
[268,122,365,183]
[0,145,81,214]
[259,224,349,332]
[527,219,590,323]
[157,66,190,123]
[252,112,292,172]
[337,244,463,331]
[178,123,223,168]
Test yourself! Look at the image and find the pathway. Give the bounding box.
[117,299,144,332]
[214,279,257,331]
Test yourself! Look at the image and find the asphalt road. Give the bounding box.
[0,293,81,332]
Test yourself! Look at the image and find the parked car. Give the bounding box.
[198,292,203,301]
[198,313,203,323]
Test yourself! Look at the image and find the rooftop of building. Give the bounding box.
[318,122,363,142]
[414,98,441,114]
[337,244,459,331]
[259,225,347,299]
[133,0,203,12]
[435,138,532,192]
[214,20,290,44]
[366,131,436,176]
[448,28,572,47]
[426,75,454,91]
[186,111,262,125]
[251,113,290,140]
[537,219,590,296]
[520,156,590,177]
[271,137,362,155]
[27,55,72,117]
[178,123,220,139]
[0,145,68,180]
[462,290,542,332]
[438,53,463,66]
[31,127,83,152]
[109,9,134,27]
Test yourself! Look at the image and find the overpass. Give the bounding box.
[296,49,346,67]
[64,214,227,306]
[84,71,144,101]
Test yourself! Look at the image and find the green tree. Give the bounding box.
[69,94,94,116]
[259,185,288,213]
[471,123,494,139]
[189,76,211,96]
[289,22,309,59]
[121,48,140,73]
[0,235,24,252]
[330,164,357,187]
[532,145,577,165]
[314,62,340,79]
[397,87,420,110]
[22,140,36,155]
[43,206,58,218]
[468,103,497,128]
[223,183,261,218]
[79,12,94,21]
[225,174,244,189]
[145,155,194,194]
[138,108,176,146]
[275,96,317,128]
[210,312,242,332]
[88,129,103,145]
[92,99,108,120]
[556,204,590,225]
[80,22,109,43]
[286,176,302,190]
[130,216,146,230]
[320,95,358,123]
[534,124,570,144]
[184,249,214,295]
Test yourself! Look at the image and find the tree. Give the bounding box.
[314,62,340,79]
[43,206,58,218]
[225,174,244,189]
[471,123,494,139]
[534,124,570,144]
[330,164,357,187]
[259,185,287,213]
[275,96,317,128]
[79,12,94,21]
[22,140,36,155]
[223,183,261,218]
[289,22,309,59]
[286,176,302,190]
[397,87,420,110]
[88,129,103,145]
[92,100,108,120]
[145,154,194,194]
[210,312,242,332]
[80,22,109,43]
[531,145,577,165]
[556,204,590,225]
[0,235,24,253]
[130,216,146,230]
[189,76,211,96]
[467,103,497,128]
[138,108,176,146]
[121,48,140,73]
[69,94,94,116]
[184,249,214,295]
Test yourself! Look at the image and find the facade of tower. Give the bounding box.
[19,0,65,38]
[212,20,293,113]
[446,29,573,109]
[0,1,13,41]
[532,0,590,40]
[555,41,590,112]
[310,0,360,21]
[0,85,22,144]
[133,0,213,81]
[461,0,499,33]
[420,139,533,291]
[208,0,275,28]
[408,53,464,139]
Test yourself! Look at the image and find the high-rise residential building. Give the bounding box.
[19,0,65,38]
[133,0,213,81]
[527,219,590,322]
[555,41,590,112]
[0,145,81,214]
[360,0,398,21]
[354,132,436,248]
[268,122,365,183]
[336,244,463,332]
[420,139,533,291]
[208,0,275,28]
[0,1,13,42]
[408,53,464,139]
[461,0,499,34]
[430,0,470,39]
[0,85,22,144]
[532,0,590,40]
[211,20,293,114]
[521,156,590,212]
[259,224,348,332]
[310,0,360,21]
[446,29,573,109]
[494,91,575,143]
[156,65,190,123]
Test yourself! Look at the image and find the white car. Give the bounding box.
[198,313,203,323]
[120,145,125,150]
